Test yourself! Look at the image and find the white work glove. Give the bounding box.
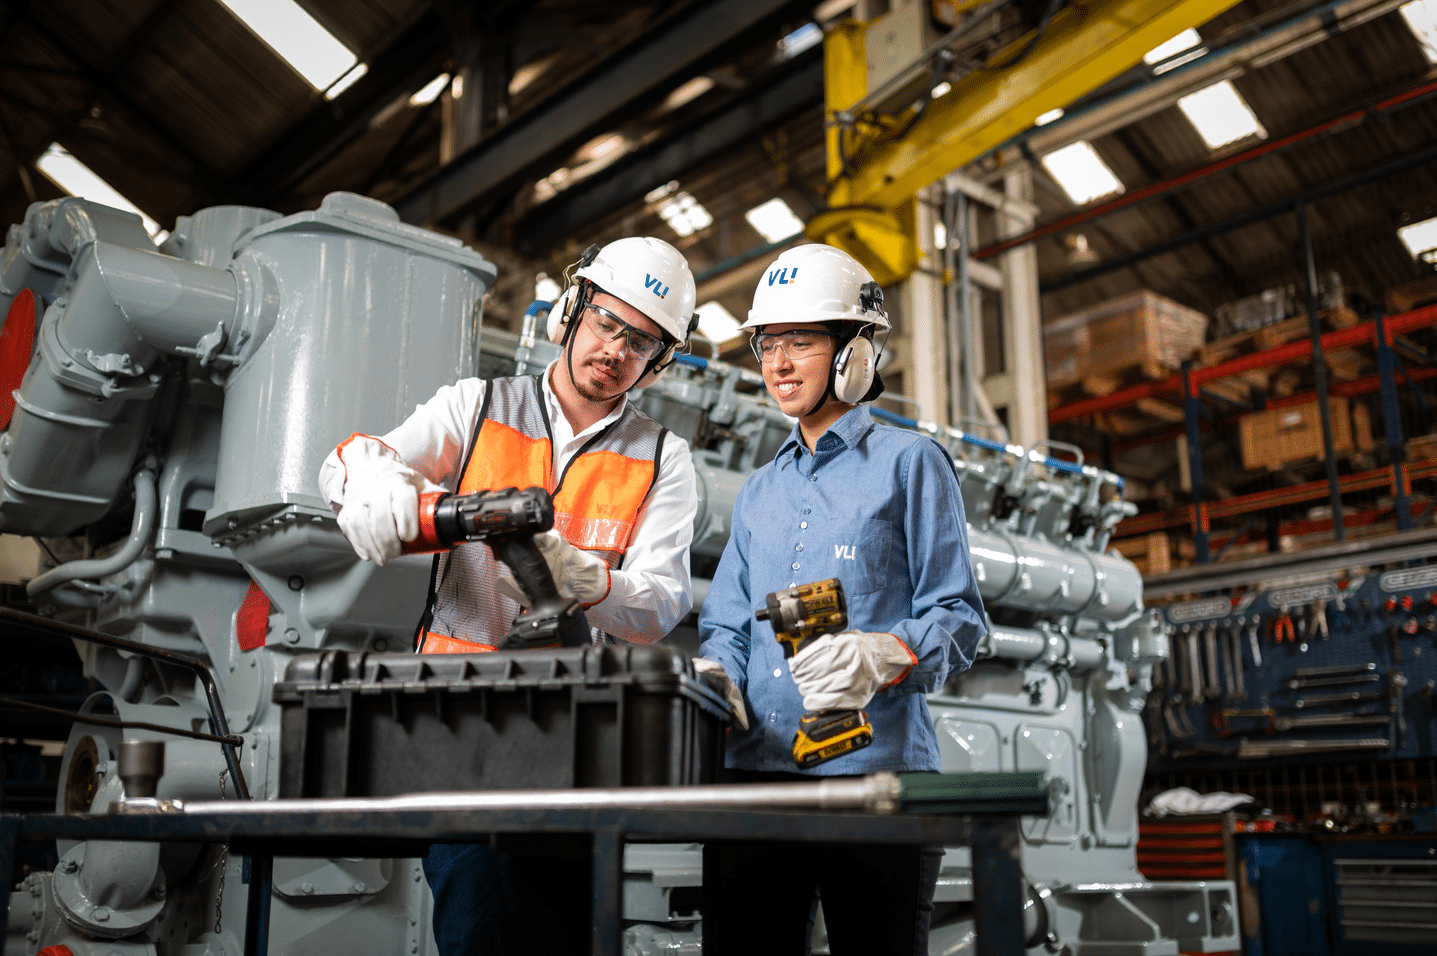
[788,631,915,712]
[533,530,611,606]
[693,658,749,730]
[335,439,427,567]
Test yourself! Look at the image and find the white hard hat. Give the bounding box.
[575,236,697,344]
[741,244,891,333]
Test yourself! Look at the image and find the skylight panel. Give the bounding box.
[36,143,163,239]
[745,198,805,244]
[1401,0,1437,62]
[1143,28,1207,74]
[696,302,741,342]
[1398,216,1437,260]
[1039,141,1124,205]
[217,0,361,95]
[648,183,712,238]
[1178,80,1267,149]
[1035,107,1064,126]
[781,23,822,59]
[410,75,449,107]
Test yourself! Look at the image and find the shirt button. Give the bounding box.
[809,476,817,482]
[795,543,803,552]
[800,521,808,529]
[792,562,800,570]
[773,668,782,677]
[768,713,778,723]
[802,509,811,515]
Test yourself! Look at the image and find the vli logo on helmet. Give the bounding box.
[766,267,798,286]
[644,274,669,299]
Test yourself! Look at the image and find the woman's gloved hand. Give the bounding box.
[693,658,749,730]
[788,630,915,712]
[533,530,611,606]
[335,438,428,566]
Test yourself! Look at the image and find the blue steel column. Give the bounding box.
[972,818,1024,955]
[243,853,273,956]
[1375,313,1413,529]
[1182,361,1210,562]
[1298,203,1345,543]
[591,831,624,956]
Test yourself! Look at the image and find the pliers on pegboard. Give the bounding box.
[1271,613,1296,644]
[1308,599,1330,641]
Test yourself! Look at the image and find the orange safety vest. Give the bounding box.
[417,374,667,653]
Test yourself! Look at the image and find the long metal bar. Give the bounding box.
[592,831,623,956]
[1042,139,1437,294]
[243,853,273,956]
[1052,303,1437,424]
[395,0,808,226]
[1375,313,1414,530]
[1298,204,1345,543]
[0,607,250,800]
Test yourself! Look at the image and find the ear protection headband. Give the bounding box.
[633,311,700,389]
[546,244,600,346]
[830,282,885,404]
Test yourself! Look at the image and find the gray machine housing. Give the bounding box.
[0,194,1234,956]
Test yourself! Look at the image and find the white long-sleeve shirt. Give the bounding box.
[318,363,697,644]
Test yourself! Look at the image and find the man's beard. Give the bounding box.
[572,357,628,402]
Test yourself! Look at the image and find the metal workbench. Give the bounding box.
[2,783,1037,956]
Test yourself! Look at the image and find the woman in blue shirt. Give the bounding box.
[698,244,986,956]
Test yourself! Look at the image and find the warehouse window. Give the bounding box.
[1398,217,1437,263]
[781,23,823,58]
[646,182,712,238]
[1403,0,1437,61]
[36,143,164,240]
[217,0,364,98]
[745,198,805,244]
[1177,80,1267,149]
[696,302,741,342]
[410,75,449,107]
[1040,141,1124,205]
[1143,28,1207,74]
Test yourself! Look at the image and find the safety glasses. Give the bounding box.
[750,329,840,365]
[583,304,665,360]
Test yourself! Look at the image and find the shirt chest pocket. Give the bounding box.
[816,518,892,596]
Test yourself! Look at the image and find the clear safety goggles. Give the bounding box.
[750,328,840,365]
[584,304,665,360]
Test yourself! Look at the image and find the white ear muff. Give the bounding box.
[831,335,876,404]
[548,286,579,345]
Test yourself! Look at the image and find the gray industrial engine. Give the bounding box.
[0,194,1235,955]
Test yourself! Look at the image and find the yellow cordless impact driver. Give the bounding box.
[755,578,874,767]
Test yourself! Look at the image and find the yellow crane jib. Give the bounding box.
[809,0,1244,285]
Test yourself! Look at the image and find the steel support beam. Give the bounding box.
[513,50,823,252]
[394,0,811,227]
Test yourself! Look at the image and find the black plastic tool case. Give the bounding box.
[275,645,730,797]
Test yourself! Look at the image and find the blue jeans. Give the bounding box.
[423,841,590,956]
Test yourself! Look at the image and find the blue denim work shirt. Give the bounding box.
[699,405,986,773]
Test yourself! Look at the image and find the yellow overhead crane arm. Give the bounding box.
[809,0,1243,284]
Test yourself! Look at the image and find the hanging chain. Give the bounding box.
[214,768,229,934]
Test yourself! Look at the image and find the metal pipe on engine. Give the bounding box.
[26,466,158,597]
